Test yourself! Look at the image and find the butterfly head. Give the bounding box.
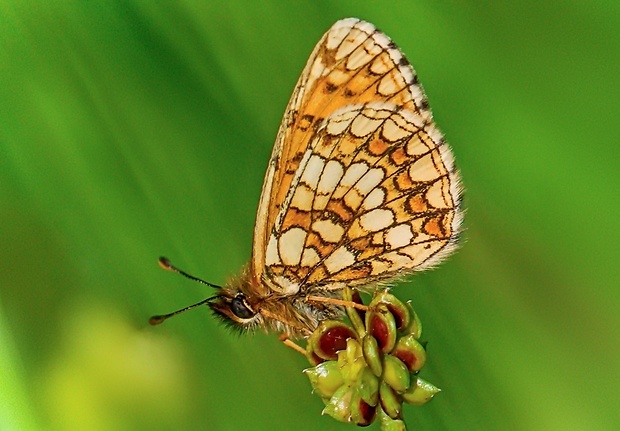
[208,289,262,332]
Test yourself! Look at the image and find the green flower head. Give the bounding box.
[303,289,440,429]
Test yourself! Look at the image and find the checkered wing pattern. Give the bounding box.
[251,18,462,296]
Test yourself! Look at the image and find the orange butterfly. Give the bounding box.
[151,18,462,341]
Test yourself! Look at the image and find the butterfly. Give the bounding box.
[151,18,463,340]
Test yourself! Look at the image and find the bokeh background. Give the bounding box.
[1,1,619,430]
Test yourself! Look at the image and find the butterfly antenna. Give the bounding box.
[149,257,222,326]
[157,257,222,289]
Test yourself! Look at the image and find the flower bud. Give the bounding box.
[403,302,422,339]
[349,391,377,426]
[366,304,397,353]
[338,338,365,383]
[344,288,367,337]
[308,320,357,360]
[362,334,383,377]
[322,385,353,423]
[391,334,427,372]
[303,361,344,398]
[369,291,411,331]
[357,367,380,406]
[401,377,441,406]
[379,381,402,419]
[382,354,410,393]
[378,405,407,431]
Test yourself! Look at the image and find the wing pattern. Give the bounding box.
[252,18,462,295]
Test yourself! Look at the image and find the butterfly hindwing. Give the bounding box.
[252,18,462,295]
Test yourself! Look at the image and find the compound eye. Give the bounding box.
[230,295,254,319]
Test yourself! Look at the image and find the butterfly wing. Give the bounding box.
[251,18,462,295]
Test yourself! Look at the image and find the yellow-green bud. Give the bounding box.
[378,405,407,431]
[403,302,422,339]
[323,385,353,423]
[303,361,344,398]
[357,367,380,406]
[379,381,402,419]
[362,333,383,377]
[382,355,410,393]
[401,377,441,406]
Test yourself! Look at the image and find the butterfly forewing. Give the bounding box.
[252,18,462,297]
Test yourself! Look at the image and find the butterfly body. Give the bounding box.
[211,272,342,337]
[206,18,463,338]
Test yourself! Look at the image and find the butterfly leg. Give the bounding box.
[305,295,369,311]
[279,333,307,355]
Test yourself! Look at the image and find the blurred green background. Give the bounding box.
[1,1,619,430]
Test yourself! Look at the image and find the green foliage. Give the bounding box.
[1,1,619,430]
